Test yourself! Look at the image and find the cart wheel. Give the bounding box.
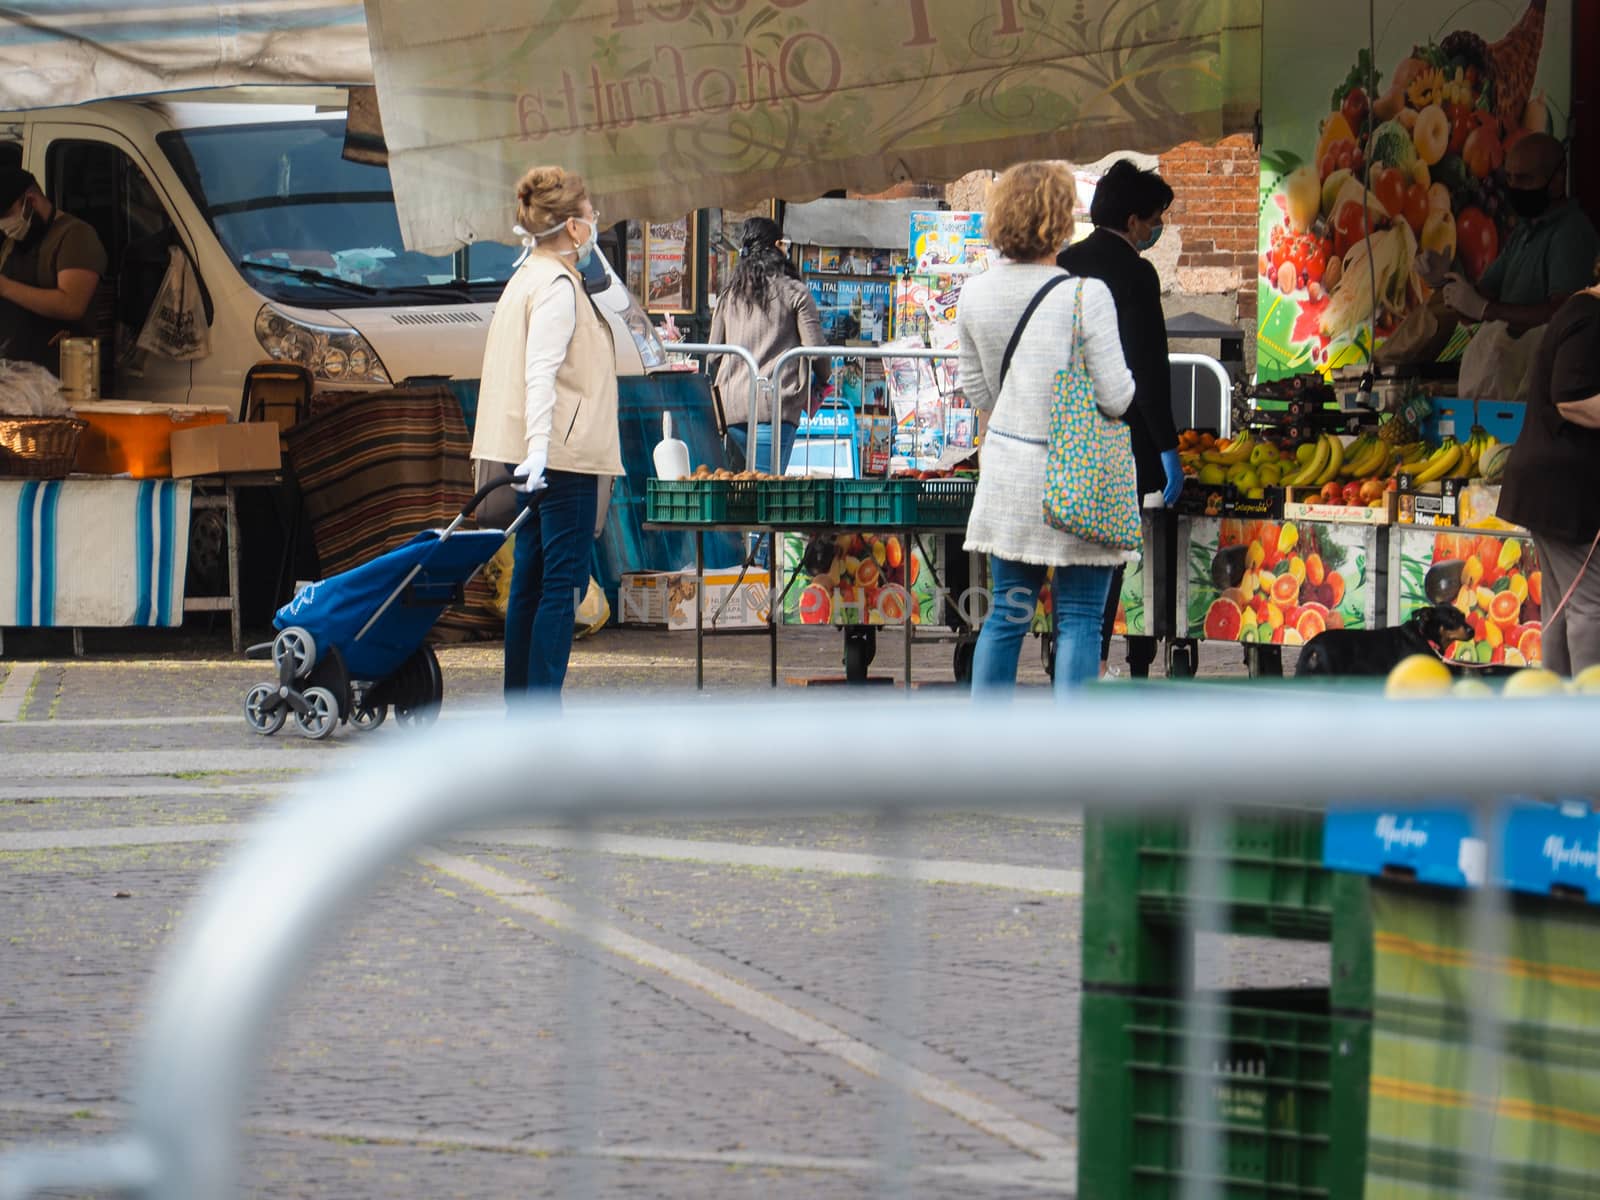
[1040,630,1056,680]
[351,703,387,732]
[273,626,317,681]
[393,646,442,727]
[295,686,340,740]
[953,634,976,685]
[243,683,286,736]
[842,626,875,684]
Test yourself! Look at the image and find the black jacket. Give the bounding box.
[1058,229,1178,496]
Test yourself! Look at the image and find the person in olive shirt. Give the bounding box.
[0,167,107,369]
[1443,134,1600,332]
[1496,257,1600,675]
[1059,160,1182,677]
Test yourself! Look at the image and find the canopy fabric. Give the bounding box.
[367,0,1262,255]
[0,2,371,111]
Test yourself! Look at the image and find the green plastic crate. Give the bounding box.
[757,478,832,525]
[833,478,918,526]
[915,477,977,526]
[645,479,727,524]
[723,478,759,524]
[1134,811,1332,940]
[1078,987,1370,1200]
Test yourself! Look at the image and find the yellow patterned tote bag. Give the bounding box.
[1041,282,1140,550]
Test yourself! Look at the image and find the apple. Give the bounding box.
[1341,481,1363,506]
[1319,481,1344,504]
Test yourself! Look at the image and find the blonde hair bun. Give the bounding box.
[514,165,589,234]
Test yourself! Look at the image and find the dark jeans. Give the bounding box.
[504,469,598,696]
[726,422,798,474]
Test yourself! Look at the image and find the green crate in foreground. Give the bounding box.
[1078,987,1370,1200]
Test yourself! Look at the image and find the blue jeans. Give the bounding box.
[972,557,1114,698]
[726,422,797,474]
[504,469,598,696]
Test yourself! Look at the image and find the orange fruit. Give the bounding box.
[1528,571,1542,607]
[1488,591,1521,629]
[1295,609,1327,641]
[1385,653,1453,697]
[1327,572,1346,608]
[1516,626,1542,664]
[1271,573,1301,606]
[1204,598,1243,640]
[1305,553,1326,586]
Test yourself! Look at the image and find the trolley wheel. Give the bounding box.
[953,633,977,685]
[842,626,875,684]
[1166,638,1198,679]
[393,645,443,727]
[273,626,318,682]
[295,686,340,740]
[243,683,286,736]
[1040,630,1056,680]
[351,703,388,732]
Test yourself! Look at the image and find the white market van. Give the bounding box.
[0,86,661,409]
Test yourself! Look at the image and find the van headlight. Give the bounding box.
[254,305,391,385]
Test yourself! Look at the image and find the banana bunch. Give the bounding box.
[1337,433,1392,480]
[1281,433,1346,487]
[1200,431,1255,465]
[1397,436,1461,484]
[1449,425,1499,480]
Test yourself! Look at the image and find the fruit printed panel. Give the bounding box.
[1186,517,1373,644]
[1256,0,1570,379]
[1029,556,1147,638]
[1395,527,1542,666]
[783,531,940,627]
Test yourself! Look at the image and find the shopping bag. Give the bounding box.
[574,577,610,639]
[136,246,211,360]
[1041,282,1140,551]
[1457,319,1541,403]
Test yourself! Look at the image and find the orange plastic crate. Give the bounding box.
[73,402,229,478]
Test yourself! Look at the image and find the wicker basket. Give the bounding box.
[0,417,87,479]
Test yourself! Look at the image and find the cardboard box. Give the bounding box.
[1283,489,1396,525]
[618,567,771,630]
[73,400,230,477]
[169,421,282,477]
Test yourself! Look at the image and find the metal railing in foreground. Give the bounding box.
[1,693,1590,1200]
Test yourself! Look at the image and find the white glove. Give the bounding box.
[512,447,548,493]
[1442,274,1490,321]
[1415,249,1452,289]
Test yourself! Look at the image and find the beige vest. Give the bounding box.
[472,250,624,476]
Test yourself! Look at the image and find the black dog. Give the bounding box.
[1295,605,1473,677]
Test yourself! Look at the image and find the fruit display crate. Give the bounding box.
[756,477,833,525]
[645,478,760,524]
[833,478,919,527]
[914,477,977,526]
[1077,987,1370,1200]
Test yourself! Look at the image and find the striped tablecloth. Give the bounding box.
[0,478,191,627]
[1365,883,1600,1199]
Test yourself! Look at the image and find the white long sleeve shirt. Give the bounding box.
[521,273,578,456]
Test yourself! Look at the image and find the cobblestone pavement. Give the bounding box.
[0,628,1320,1198]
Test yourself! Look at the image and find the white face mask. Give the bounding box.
[0,206,31,241]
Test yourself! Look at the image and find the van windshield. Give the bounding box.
[158,118,517,304]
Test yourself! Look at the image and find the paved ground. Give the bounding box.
[0,627,1321,1198]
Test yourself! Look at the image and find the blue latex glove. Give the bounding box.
[1160,449,1184,507]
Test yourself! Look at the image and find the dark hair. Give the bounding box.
[1089,160,1174,232]
[724,216,798,311]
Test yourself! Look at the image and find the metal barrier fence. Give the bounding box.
[2,694,1586,1200]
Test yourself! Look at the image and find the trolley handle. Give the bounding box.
[459,471,527,522]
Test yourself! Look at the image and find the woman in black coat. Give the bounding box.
[1058,160,1182,676]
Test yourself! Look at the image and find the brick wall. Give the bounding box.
[1158,134,1260,323]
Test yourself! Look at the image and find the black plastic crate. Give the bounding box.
[915,477,976,526]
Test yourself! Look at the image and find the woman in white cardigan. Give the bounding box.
[958,161,1137,694]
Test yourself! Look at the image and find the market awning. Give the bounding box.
[0,2,372,111]
[366,0,1263,254]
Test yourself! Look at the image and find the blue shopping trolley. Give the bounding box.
[243,476,530,739]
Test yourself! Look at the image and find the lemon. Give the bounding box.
[1569,664,1600,694]
[1385,653,1454,698]
[1450,677,1494,698]
[1502,668,1566,698]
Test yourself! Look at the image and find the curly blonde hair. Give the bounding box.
[514,165,589,234]
[985,161,1077,262]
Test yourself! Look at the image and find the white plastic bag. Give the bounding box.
[136,246,211,360]
[1457,320,1541,403]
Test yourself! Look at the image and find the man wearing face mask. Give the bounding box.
[472,165,622,698]
[1443,133,1599,333]
[0,167,107,368]
[1058,159,1181,678]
